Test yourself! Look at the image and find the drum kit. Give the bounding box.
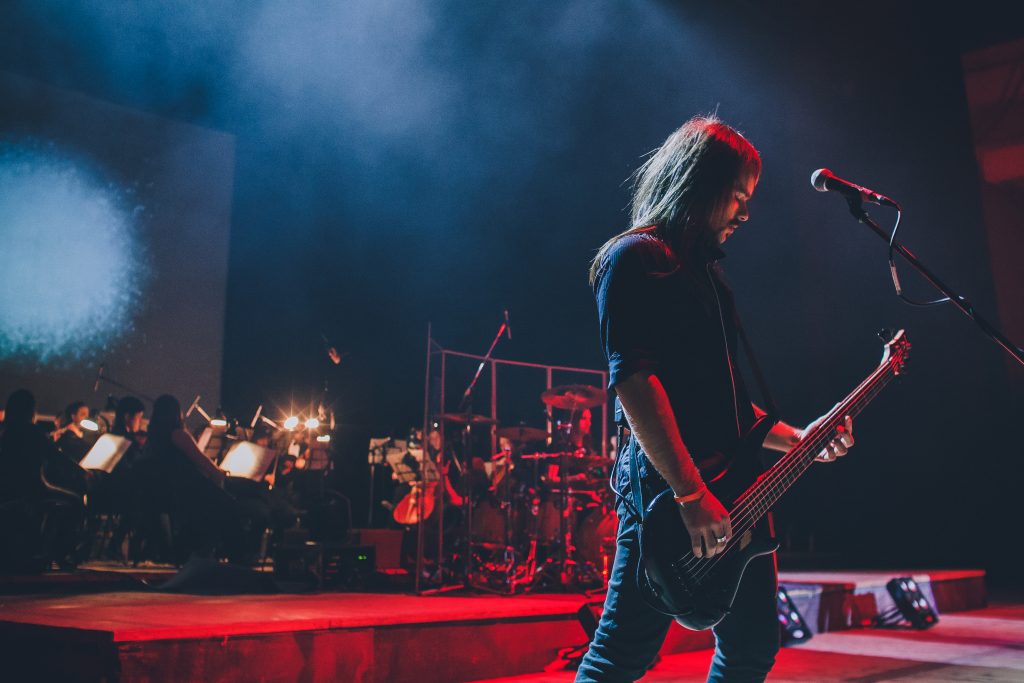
[419,383,618,593]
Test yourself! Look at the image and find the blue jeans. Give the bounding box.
[576,489,780,682]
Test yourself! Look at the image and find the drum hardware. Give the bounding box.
[496,425,549,443]
[379,416,614,594]
[400,369,612,592]
[539,384,606,411]
[470,434,529,594]
[530,384,606,590]
[427,312,512,593]
[439,412,498,426]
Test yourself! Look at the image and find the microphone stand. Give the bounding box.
[844,198,1024,368]
[453,315,511,586]
[93,366,157,404]
[457,317,510,415]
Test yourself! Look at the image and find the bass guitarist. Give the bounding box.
[578,116,855,683]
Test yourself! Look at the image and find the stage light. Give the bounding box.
[317,434,331,443]
[776,586,812,645]
[876,577,939,629]
[284,416,299,430]
[80,418,99,432]
[305,417,320,430]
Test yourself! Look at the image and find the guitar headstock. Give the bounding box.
[879,328,911,375]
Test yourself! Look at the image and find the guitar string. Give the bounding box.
[680,371,892,584]
[683,369,894,583]
[727,359,884,513]
[696,358,891,545]
[682,366,892,579]
[675,363,896,582]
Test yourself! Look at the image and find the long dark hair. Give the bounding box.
[146,394,183,445]
[589,115,761,285]
[3,389,36,431]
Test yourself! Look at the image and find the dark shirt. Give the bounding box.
[56,431,91,466]
[593,231,756,487]
[0,425,51,502]
[0,425,87,502]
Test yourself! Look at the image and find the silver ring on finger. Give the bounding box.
[716,536,727,544]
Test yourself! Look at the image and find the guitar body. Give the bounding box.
[636,416,778,630]
[638,492,779,631]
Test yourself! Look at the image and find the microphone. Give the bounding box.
[93,364,105,392]
[811,169,899,209]
[503,310,512,340]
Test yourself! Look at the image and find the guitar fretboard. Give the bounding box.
[731,349,901,525]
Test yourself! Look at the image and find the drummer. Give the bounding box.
[486,435,514,490]
[568,408,594,454]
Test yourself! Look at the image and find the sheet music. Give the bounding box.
[80,434,131,473]
[220,441,277,481]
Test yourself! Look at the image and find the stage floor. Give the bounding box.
[0,568,994,682]
[469,603,1024,682]
[0,590,586,641]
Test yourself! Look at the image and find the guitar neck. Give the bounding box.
[732,358,898,523]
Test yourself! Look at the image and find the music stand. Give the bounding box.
[367,437,391,526]
[80,434,132,474]
[220,441,278,481]
[386,445,438,485]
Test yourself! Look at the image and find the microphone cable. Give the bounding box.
[886,207,951,307]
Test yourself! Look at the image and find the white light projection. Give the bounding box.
[0,142,146,365]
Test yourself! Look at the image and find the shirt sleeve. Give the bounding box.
[594,237,664,389]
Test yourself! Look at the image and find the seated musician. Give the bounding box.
[52,402,93,497]
[0,389,87,571]
[570,408,594,454]
[487,435,513,489]
[54,401,93,465]
[135,394,245,562]
[94,396,147,559]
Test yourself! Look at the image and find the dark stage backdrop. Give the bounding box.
[0,2,1021,581]
[0,72,234,414]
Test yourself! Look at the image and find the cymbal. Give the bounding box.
[496,425,549,443]
[439,412,497,426]
[540,384,606,410]
[519,452,561,460]
[519,450,585,460]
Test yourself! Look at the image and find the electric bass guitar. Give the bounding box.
[636,329,910,630]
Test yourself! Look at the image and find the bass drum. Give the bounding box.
[576,506,618,565]
[471,498,509,546]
